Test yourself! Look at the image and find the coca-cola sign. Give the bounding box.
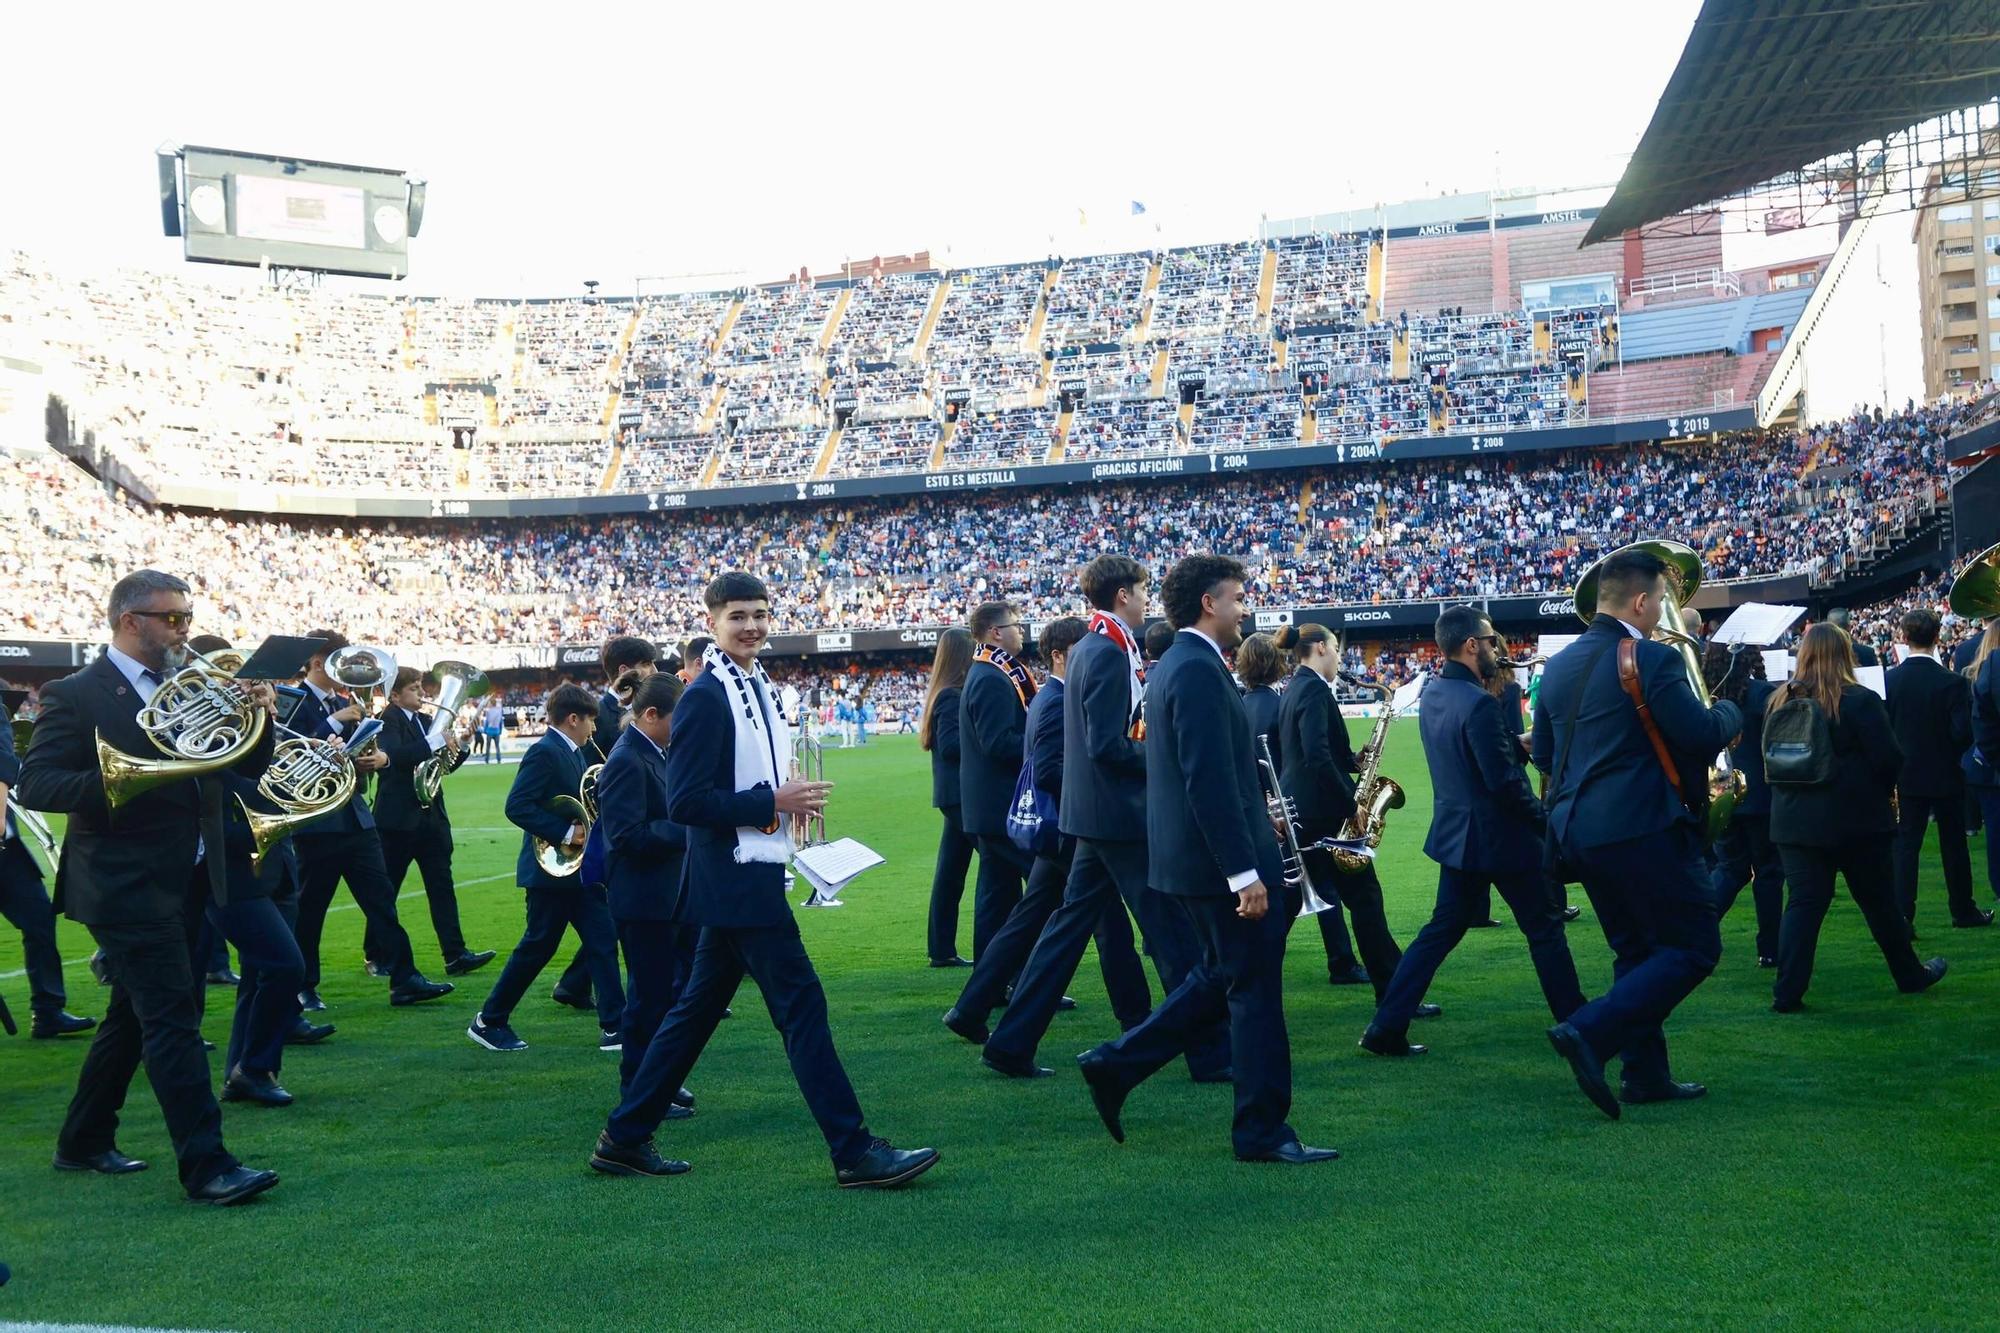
[1537,598,1577,619]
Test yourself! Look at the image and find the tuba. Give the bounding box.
[1331,679,1406,874]
[1949,540,2000,634]
[97,648,270,809]
[533,793,591,878]
[1257,735,1334,916]
[1574,538,1744,840]
[413,660,491,808]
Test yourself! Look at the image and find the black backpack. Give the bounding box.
[1763,690,1834,786]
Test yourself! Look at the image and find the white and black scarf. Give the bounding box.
[701,645,794,865]
[1088,609,1146,740]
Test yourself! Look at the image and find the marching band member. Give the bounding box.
[591,573,937,1187]
[921,628,977,968]
[0,692,94,1039]
[959,601,1035,963]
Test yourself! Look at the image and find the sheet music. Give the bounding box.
[1388,676,1426,714]
[1761,650,1794,682]
[793,837,885,892]
[1712,603,1806,647]
[1536,633,1582,658]
[1854,665,1888,700]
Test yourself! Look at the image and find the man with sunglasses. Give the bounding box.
[19,571,282,1204]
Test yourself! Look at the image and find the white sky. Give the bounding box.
[0,0,1704,297]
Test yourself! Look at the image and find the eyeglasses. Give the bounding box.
[1473,634,1501,646]
[129,610,195,629]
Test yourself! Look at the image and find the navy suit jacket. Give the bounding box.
[1059,630,1147,841]
[959,660,1027,837]
[665,669,788,929]
[1145,631,1283,897]
[1243,685,1282,771]
[214,768,298,904]
[1420,661,1543,873]
[591,691,624,764]
[1951,635,1981,675]
[1966,655,1999,787]
[1277,667,1357,841]
[1,702,37,884]
[372,705,456,832]
[288,684,377,835]
[19,654,274,923]
[507,728,590,891]
[1529,616,1742,850]
[1729,677,1778,817]
[596,723,686,922]
[928,685,963,810]
[1885,655,1972,797]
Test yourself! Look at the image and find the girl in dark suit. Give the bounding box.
[1236,632,1285,762]
[921,628,976,967]
[1767,624,1947,1011]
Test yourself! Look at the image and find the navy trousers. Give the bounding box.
[1300,851,1404,1001]
[986,836,1224,1076]
[1371,865,1585,1035]
[1892,792,1977,925]
[480,884,624,1030]
[927,805,977,963]
[1774,839,1928,1006]
[970,835,1027,962]
[374,820,469,964]
[1711,810,1784,960]
[614,918,692,1094]
[606,918,872,1168]
[1979,788,2000,899]
[0,847,67,1018]
[209,896,304,1078]
[1561,825,1721,1087]
[1086,893,1295,1158]
[294,830,419,990]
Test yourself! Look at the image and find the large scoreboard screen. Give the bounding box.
[164,146,422,280]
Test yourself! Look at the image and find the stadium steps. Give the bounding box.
[820,288,852,353]
[484,393,499,428]
[1272,335,1288,371]
[1255,246,1277,320]
[810,425,843,480]
[929,420,955,470]
[1366,239,1385,320]
[1294,480,1315,556]
[1392,328,1411,379]
[423,392,439,427]
[697,382,727,433]
[698,441,724,487]
[601,306,644,429]
[1300,398,1317,444]
[710,296,745,356]
[1046,407,1074,463]
[1023,268,1056,351]
[1149,348,1169,396]
[912,279,950,359]
[1131,260,1163,344]
[601,446,623,492]
[1178,399,1195,436]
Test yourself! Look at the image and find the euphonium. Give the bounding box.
[413,660,491,808]
[533,794,591,878]
[1573,538,1744,840]
[1332,682,1405,874]
[1257,735,1334,916]
[580,764,603,826]
[98,649,269,809]
[1949,540,2000,629]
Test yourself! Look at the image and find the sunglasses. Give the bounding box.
[129,610,196,629]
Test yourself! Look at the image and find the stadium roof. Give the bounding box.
[1583,0,2000,246]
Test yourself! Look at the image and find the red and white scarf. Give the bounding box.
[974,643,1037,709]
[1088,609,1146,740]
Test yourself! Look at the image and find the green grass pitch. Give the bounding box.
[1,726,1995,1330]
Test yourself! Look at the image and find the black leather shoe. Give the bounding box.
[1326,966,1371,986]
[1076,1050,1128,1143]
[941,1007,989,1045]
[445,950,497,976]
[1357,1027,1427,1057]
[1757,956,1777,969]
[30,1011,96,1039]
[551,987,594,1010]
[364,960,394,979]
[590,1132,690,1177]
[1950,909,1994,928]
[1468,918,1503,929]
[188,1165,279,1206]
[1618,1079,1706,1105]
[665,1103,694,1121]
[390,976,453,1006]
[835,1138,939,1189]
[981,1051,1053,1079]
[928,956,972,969]
[222,1066,295,1108]
[206,968,240,986]
[671,1086,695,1109]
[1056,995,1077,1011]
[298,989,326,1012]
[53,1148,148,1174]
[286,1019,336,1045]
[1903,956,1949,994]
[1239,1139,1341,1164]
[1547,1022,1619,1120]
[1413,1003,1443,1020]
[1561,905,1582,922]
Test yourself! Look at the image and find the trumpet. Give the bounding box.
[97,647,270,809]
[1256,735,1335,917]
[792,725,826,847]
[533,793,591,878]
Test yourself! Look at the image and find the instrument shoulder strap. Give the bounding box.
[1548,633,1619,802]
[1617,637,1693,812]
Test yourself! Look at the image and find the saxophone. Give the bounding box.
[1331,681,1405,874]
